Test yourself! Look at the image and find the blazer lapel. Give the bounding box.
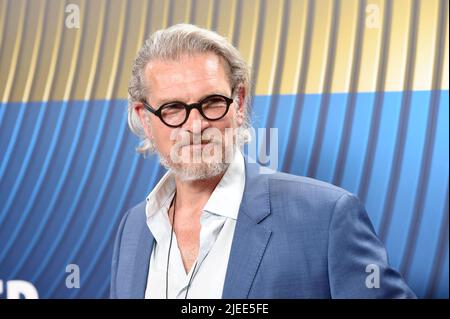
[222,160,272,298]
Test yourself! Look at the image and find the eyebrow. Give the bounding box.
[155,91,231,106]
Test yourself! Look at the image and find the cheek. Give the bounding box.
[153,129,172,148]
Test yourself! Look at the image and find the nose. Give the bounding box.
[182,107,210,133]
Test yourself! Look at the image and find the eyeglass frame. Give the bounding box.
[141,94,235,128]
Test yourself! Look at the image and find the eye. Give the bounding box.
[161,102,185,112]
[202,96,228,108]
[160,103,185,116]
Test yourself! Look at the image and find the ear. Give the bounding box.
[235,85,247,126]
[135,102,153,139]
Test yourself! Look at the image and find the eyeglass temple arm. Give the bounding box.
[142,101,158,115]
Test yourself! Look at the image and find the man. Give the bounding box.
[111,24,415,298]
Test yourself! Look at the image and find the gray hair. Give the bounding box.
[127,23,252,155]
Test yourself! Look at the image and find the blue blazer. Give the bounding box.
[110,159,416,298]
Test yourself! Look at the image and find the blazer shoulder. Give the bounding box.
[126,200,147,223]
[267,171,351,201]
[118,201,147,241]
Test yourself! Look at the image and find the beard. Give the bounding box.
[155,124,248,182]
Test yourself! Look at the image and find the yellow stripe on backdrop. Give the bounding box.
[1,0,27,104]
[236,0,261,73]
[279,0,308,95]
[384,0,413,92]
[0,0,447,104]
[443,11,449,90]
[412,0,440,91]
[253,0,285,95]
[330,0,359,93]
[304,0,334,94]
[356,0,384,92]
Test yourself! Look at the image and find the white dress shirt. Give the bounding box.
[144,150,246,299]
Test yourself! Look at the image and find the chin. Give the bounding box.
[157,139,238,181]
[168,161,229,181]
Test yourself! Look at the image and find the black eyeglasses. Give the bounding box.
[142,94,234,128]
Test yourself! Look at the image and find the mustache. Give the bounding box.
[176,135,221,147]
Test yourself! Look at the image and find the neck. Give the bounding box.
[173,173,224,218]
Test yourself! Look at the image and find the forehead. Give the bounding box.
[144,52,231,103]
